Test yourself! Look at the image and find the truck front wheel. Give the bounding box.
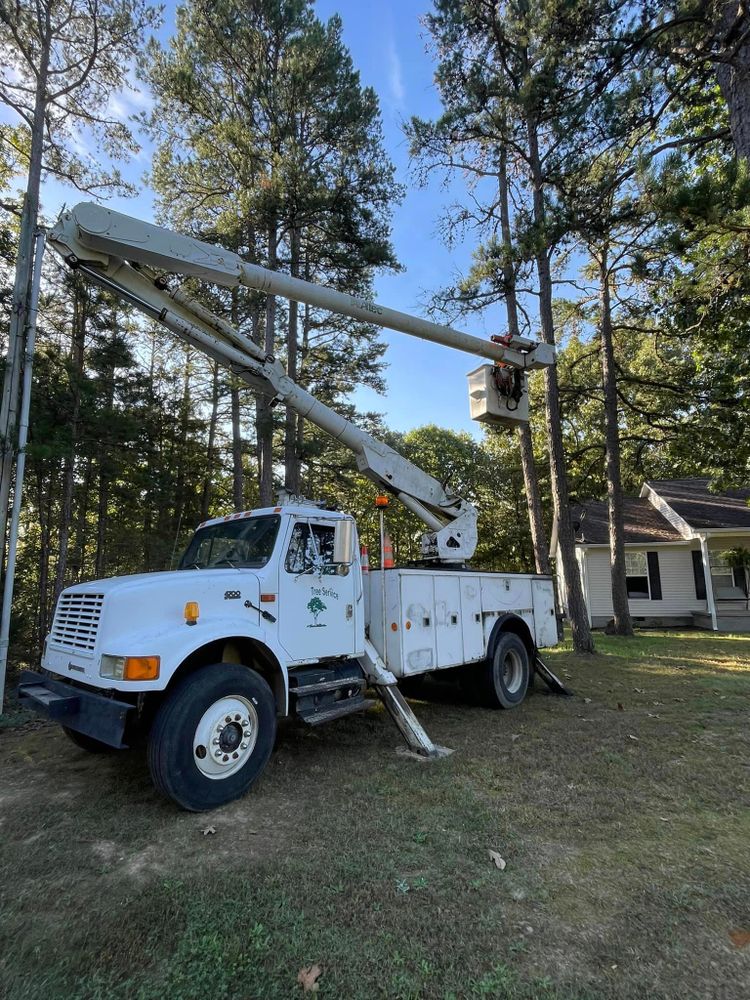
[476,632,530,709]
[147,663,276,811]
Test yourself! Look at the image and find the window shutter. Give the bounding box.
[647,552,662,600]
[691,550,707,600]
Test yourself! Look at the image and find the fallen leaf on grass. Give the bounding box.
[633,687,645,694]
[488,850,507,870]
[729,930,750,949]
[202,826,216,836]
[628,734,639,741]
[297,964,323,992]
[583,697,592,704]
[617,702,625,711]
[511,733,521,741]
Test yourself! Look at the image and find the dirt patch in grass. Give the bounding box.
[1,630,749,999]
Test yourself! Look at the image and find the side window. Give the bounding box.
[285,522,336,574]
[624,551,650,599]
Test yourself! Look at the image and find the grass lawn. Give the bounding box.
[0,630,748,999]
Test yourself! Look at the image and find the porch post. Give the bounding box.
[700,535,718,631]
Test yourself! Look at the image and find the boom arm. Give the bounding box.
[48,203,551,562]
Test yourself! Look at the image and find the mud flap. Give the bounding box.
[534,655,573,696]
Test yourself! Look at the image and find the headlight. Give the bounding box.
[100,655,160,680]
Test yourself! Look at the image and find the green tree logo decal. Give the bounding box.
[307,596,327,627]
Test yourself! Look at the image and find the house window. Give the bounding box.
[708,551,745,598]
[625,551,650,599]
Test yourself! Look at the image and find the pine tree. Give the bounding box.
[0,0,160,558]
[144,0,401,506]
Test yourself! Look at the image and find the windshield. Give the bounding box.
[179,515,281,570]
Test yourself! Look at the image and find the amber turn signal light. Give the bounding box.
[184,601,200,625]
[122,655,160,681]
[375,494,389,508]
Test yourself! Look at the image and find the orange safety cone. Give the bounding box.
[382,532,395,569]
[360,544,369,573]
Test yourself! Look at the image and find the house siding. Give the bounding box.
[584,545,708,619]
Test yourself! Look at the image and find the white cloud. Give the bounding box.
[386,33,405,108]
[105,65,154,124]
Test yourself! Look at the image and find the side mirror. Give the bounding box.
[332,519,354,565]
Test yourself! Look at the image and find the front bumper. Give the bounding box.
[17,670,134,749]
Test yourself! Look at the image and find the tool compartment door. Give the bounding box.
[434,575,463,668]
[399,573,437,675]
[459,577,484,662]
[532,578,558,647]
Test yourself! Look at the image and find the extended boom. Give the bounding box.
[49,203,553,562]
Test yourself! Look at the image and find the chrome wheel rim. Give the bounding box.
[193,695,258,780]
[500,649,524,694]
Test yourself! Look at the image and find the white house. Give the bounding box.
[554,479,750,632]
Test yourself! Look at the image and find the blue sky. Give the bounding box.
[315,1,496,438]
[6,0,506,438]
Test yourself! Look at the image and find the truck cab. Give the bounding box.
[41,504,362,698]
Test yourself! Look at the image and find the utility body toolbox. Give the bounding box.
[367,568,558,676]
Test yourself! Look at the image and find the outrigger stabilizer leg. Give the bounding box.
[534,655,573,696]
[360,640,452,759]
[374,684,453,759]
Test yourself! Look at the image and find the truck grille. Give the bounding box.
[50,592,105,653]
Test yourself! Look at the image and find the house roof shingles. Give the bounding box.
[645,478,750,530]
[570,498,683,545]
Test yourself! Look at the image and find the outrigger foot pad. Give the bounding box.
[375,684,452,759]
[534,655,573,696]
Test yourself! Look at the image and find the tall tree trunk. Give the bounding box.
[142,332,157,569]
[598,248,633,635]
[36,467,53,650]
[200,362,221,520]
[95,462,108,580]
[95,338,115,579]
[517,425,550,574]
[498,144,551,575]
[229,287,244,510]
[95,323,119,580]
[73,456,93,581]
[284,225,301,493]
[230,381,244,510]
[526,117,595,652]
[54,281,87,601]
[716,3,750,161]
[172,346,192,539]
[257,223,278,505]
[297,263,312,493]
[0,38,50,559]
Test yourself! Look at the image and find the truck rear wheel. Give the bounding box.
[476,632,530,709]
[147,663,276,811]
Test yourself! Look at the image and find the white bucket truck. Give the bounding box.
[19,205,564,811]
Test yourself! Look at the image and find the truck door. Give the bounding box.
[278,517,358,663]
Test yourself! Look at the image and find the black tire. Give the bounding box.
[475,632,530,709]
[147,663,276,811]
[62,725,117,754]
